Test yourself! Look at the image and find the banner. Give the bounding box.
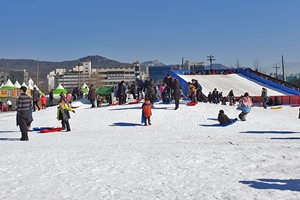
[0,89,8,97]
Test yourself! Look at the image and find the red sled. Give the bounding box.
[40,127,63,133]
[128,99,141,104]
[187,102,197,106]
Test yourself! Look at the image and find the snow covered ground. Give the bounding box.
[179,74,291,96]
[1,96,300,199]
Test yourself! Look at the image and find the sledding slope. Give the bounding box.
[178,73,291,96]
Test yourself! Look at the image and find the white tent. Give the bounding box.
[21,82,28,88]
[1,79,15,89]
[0,83,3,88]
[14,81,21,88]
[4,79,14,87]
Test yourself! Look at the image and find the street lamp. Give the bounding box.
[77,59,81,87]
[207,55,215,71]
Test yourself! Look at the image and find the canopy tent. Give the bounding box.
[14,81,21,89]
[95,85,114,105]
[1,79,16,89]
[21,82,28,88]
[82,83,88,94]
[53,84,67,100]
[0,83,3,88]
[53,84,67,94]
[96,86,114,96]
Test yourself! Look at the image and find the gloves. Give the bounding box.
[72,110,75,113]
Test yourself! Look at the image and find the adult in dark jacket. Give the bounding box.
[192,79,203,102]
[163,74,173,97]
[218,110,234,124]
[212,88,219,104]
[130,81,137,99]
[172,79,182,110]
[136,76,144,100]
[87,85,96,108]
[48,89,54,107]
[144,78,157,106]
[17,86,32,141]
[32,87,40,111]
[116,81,126,105]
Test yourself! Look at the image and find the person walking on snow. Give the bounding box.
[237,92,253,121]
[87,85,96,108]
[32,87,40,111]
[6,99,12,111]
[17,86,32,141]
[171,78,182,110]
[142,98,152,126]
[260,87,268,109]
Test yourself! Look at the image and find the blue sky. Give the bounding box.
[1,0,300,72]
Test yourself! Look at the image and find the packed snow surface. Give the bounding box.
[179,74,291,96]
[1,96,300,199]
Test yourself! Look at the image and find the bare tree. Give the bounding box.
[235,59,242,68]
[252,59,262,72]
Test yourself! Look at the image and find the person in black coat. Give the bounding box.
[172,79,182,110]
[212,88,219,104]
[116,81,126,105]
[17,86,32,141]
[192,79,203,102]
[218,110,236,124]
[163,74,173,97]
[144,77,157,106]
[48,89,54,107]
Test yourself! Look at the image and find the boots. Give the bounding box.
[148,120,151,125]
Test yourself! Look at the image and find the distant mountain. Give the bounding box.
[140,60,166,67]
[0,56,132,82]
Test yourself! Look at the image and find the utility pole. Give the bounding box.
[273,64,280,79]
[281,55,285,81]
[36,59,39,87]
[207,55,215,71]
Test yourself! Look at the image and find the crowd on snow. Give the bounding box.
[12,72,286,140]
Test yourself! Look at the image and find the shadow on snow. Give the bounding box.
[240,178,300,192]
[240,131,300,134]
[271,137,300,140]
[110,122,143,127]
[0,138,21,141]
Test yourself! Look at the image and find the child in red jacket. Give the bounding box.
[142,99,152,126]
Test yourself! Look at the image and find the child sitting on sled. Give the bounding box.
[218,110,236,124]
[142,98,152,126]
[57,99,75,131]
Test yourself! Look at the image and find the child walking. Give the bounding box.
[142,98,152,126]
[57,99,75,131]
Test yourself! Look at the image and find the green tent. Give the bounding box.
[96,86,114,96]
[53,84,67,95]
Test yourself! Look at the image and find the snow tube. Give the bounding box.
[33,127,53,131]
[40,127,63,133]
[70,101,82,108]
[290,104,300,107]
[187,102,197,106]
[270,105,282,109]
[128,99,141,104]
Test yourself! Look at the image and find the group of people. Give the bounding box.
[0,99,12,112]
[16,86,76,141]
